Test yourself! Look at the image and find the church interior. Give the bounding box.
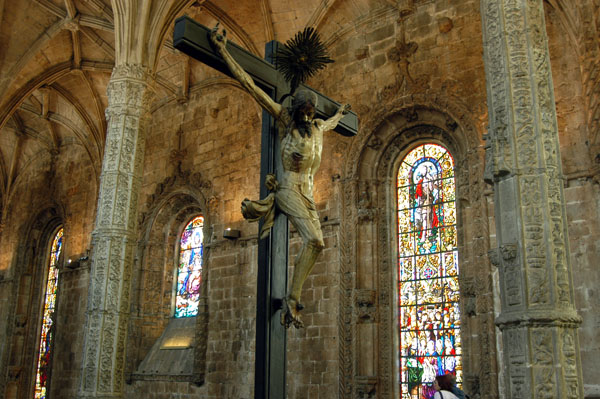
[0,0,598,398]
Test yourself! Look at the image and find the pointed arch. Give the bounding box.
[337,99,497,398]
[127,172,215,384]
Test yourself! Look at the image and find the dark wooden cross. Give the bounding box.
[173,16,358,399]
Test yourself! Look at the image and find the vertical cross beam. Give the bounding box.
[254,41,288,399]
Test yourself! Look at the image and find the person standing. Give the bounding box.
[449,373,468,399]
[432,374,460,399]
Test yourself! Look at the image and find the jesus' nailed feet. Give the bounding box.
[281,297,305,329]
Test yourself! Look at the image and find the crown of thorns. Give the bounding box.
[276,27,334,100]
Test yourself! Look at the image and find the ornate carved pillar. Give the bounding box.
[78,65,153,398]
[481,1,584,398]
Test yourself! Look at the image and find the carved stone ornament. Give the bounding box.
[354,289,377,323]
[138,171,214,229]
[357,181,376,222]
[338,178,357,398]
[445,115,458,131]
[337,96,493,398]
[355,376,378,398]
[400,107,419,122]
[8,366,22,381]
[63,15,81,32]
[366,136,383,150]
[464,374,480,398]
[111,63,151,81]
[78,62,156,397]
[500,243,518,261]
[488,248,500,267]
[481,0,585,391]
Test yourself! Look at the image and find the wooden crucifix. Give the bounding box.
[173,16,358,399]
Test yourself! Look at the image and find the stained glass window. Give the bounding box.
[397,144,461,399]
[175,215,204,318]
[34,227,63,399]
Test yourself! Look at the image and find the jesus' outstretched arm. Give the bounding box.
[209,25,283,119]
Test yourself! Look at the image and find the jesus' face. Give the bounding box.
[294,102,316,138]
[296,103,315,123]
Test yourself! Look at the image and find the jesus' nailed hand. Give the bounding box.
[209,24,351,328]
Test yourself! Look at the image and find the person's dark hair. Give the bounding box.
[292,89,318,111]
[435,374,455,391]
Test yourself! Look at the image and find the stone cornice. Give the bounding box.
[495,308,582,329]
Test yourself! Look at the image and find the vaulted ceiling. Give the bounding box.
[0,0,401,214]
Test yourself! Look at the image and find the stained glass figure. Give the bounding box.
[175,215,204,318]
[397,144,461,399]
[34,227,63,399]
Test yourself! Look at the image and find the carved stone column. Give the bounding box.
[481,1,584,398]
[77,64,153,398]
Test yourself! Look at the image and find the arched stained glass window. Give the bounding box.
[397,144,461,399]
[175,215,204,318]
[34,227,63,399]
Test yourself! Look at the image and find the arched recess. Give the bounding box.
[126,172,215,385]
[0,206,65,399]
[338,102,498,398]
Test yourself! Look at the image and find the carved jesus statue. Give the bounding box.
[210,26,351,328]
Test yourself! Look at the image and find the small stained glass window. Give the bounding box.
[397,144,462,399]
[34,227,63,399]
[175,215,204,318]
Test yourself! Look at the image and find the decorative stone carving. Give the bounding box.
[63,15,81,32]
[400,107,419,122]
[488,248,500,267]
[78,64,154,398]
[465,374,480,399]
[461,277,478,317]
[366,136,382,151]
[481,0,584,397]
[138,171,214,230]
[437,17,453,33]
[14,314,27,328]
[354,289,377,323]
[357,181,376,222]
[341,84,494,396]
[7,366,22,381]
[445,115,458,131]
[339,178,358,399]
[500,243,517,261]
[111,64,152,81]
[387,39,418,84]
[355,376,377,398]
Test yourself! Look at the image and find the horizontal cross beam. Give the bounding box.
[173,16,358,137]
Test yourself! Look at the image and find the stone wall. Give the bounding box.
[565,180,600,398]
[126,84,263,398]
[0,0,598,398]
